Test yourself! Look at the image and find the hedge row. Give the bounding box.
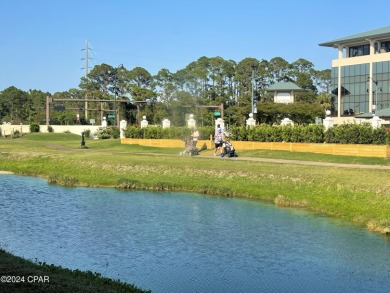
[124,126,214,140]
[124,124,390,145]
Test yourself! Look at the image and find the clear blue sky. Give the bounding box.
[1,0,390,94]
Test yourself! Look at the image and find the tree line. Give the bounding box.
[0,56,331,127]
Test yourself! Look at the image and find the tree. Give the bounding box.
[153,68,175,104]
[0,86,30,124]
[290,58,314,74]
[169,91,196,126]
[26,89,48,123]
[50,89,86,125]
[126,67,155,124]
[294,71,317,105]
[150,101,169,125]
[208,56,227,99]
[313,69,331,93]
[235,57,260,98]
[126,67,155,102]
[79,63,115,95]
[268,57,291,82]
[223,59,237,99]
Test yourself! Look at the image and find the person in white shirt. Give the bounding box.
[214,128,223,156]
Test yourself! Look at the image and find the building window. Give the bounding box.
[331,64,371,115]
[380,41,390,53]
[349,44,370,57]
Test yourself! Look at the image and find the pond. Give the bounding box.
[1,175,390,293]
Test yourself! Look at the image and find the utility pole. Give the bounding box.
[251,69,254,115]
[81,40,92,120]
[251,65,257,115]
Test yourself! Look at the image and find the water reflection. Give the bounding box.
[1,175,390,293]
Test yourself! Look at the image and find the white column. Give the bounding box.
[246,113,256,128]
[323,110,333,130]
[368,39,376,55]
[119,120,127,138]
[102,117,107,127]
[371,115,382,129]
[162,119,171,128]
[338,45,343,60]
[140,116,148,128]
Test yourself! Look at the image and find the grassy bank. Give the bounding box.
[1,133,390,234]
[0,248,149,293]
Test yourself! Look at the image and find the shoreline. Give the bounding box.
[0,170,14,174]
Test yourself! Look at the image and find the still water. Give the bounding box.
[1,175,390,293]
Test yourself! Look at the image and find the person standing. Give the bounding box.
[214,128,223,156]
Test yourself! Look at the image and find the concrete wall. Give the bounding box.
[1,124,30,136]
[1,124,103,137]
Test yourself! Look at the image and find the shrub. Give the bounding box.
[83,129,91,138]
[30,123,40,133]
[124,126,214,140]
[229,126,248,141]
[280,125,294,142]
[324,127,336,143]
[94,127,119,139]
[372,127,388,145]
[301,124,324,143]
[324,124,389,145]
[47,125,54,133]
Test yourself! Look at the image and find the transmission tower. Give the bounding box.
[81,40,93,119]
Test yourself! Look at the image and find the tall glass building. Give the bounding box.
[319,26,390,118]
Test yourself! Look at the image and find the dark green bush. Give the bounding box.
[30,123,40,133]
[324,127,336,143]
[280,125,294,142]
[301,124,324,143]
[124,126,214,140]
[229,126,248,141]
[372,127,388,145]
[324,124,388,145]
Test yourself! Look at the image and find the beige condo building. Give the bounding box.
[320,26,390,121]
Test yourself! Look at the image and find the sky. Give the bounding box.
[1,0,390,94]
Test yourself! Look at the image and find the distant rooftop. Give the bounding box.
[319,26,390,47]
[267,82,302,91]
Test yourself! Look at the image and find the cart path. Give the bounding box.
[127,152,390,170]
[208,156,390,169]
